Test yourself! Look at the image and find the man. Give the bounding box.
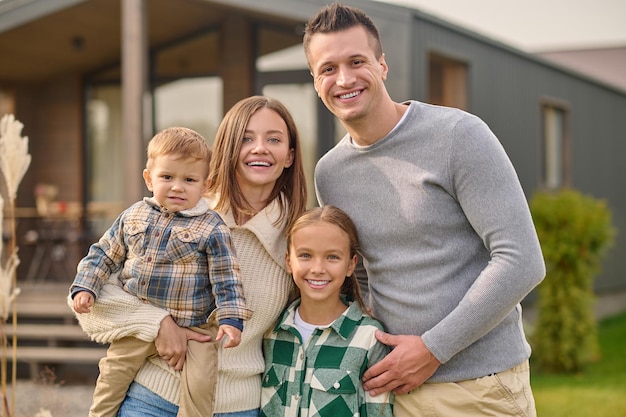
[305,3,545,416]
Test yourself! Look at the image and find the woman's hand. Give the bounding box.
[155,316,213,370]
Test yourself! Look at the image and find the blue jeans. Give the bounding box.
[215,410,260,417]
[118,382,259,417]
[118,383,178,417]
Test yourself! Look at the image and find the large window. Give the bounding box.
[86,28,223,236]
[256,30,323,209]
[85,85,126,236]
[154,77,223,146]
[541,102,570,189]
[428,52,468,110]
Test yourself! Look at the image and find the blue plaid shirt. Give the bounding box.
[261,299,393,417]
[72,197,252,327]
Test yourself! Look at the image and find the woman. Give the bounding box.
[74,96,307,417]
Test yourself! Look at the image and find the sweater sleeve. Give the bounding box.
[71,210,128,297]
[421,115,545,363]
[68,280,169,344]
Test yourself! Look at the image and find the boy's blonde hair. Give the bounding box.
[146,127,212,178]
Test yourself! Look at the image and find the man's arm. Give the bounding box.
[420,116,545,364]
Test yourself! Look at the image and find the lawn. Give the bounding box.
[531,310,626,417]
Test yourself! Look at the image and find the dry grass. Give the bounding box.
[7,367,92,417]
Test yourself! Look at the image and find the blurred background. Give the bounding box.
[0,0,625,383]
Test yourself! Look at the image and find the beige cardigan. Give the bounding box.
[70,197,294,413]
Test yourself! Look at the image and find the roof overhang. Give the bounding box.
[0,0,87,33]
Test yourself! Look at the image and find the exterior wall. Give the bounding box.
[1,0,624,293]
[407,14,626,293]
[538,46,626,92]
[15,74,84,208]
[220,14,255,111]
[11,74,85,280]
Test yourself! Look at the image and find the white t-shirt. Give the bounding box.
[294,308,327,344]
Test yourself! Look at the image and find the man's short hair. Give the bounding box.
[303,2,383,64]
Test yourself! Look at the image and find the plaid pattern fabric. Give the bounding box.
[260,299,393,417]
[73,197,252,327]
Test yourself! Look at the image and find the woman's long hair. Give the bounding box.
[207,96,307,227]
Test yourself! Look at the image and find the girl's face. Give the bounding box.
[235,107,294,195]
[143,154,208,212]
[286,222,357,305]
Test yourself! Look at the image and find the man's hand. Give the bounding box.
[72,291,94,314]
[155,316,213,371]
[217,324,242,348]
[362,331,441,395]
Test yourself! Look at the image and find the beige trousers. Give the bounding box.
[394,361,537,417]
[89,321,218,417]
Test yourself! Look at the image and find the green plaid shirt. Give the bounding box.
[260,299,393,417]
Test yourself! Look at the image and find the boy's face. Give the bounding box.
[143,153,208,212]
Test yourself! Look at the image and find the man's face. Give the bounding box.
[307,26,388,125]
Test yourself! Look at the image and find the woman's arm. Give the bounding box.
[69,280,211,370]
[69,280,167,343]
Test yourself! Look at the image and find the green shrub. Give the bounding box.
[530,188,615,373]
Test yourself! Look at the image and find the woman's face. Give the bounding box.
[235,107,294,195]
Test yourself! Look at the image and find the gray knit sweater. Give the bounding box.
[314,100,545,383]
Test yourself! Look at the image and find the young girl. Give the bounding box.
[260,206,393,417]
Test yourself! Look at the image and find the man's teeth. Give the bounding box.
[340,91,360,99]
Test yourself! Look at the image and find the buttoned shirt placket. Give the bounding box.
[135,209,174,302]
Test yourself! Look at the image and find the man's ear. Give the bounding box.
[380,53,389,81]
[143,169,153,191]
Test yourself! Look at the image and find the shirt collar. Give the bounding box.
[275,296,364,341]
[144,196,210,217]
[205,194,288,271]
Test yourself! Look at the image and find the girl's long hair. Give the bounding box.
[286,205,367,313]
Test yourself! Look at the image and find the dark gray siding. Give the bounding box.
[404,12,626,292]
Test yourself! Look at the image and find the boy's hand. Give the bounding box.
[73,291,94,314]
[216,324,242,348]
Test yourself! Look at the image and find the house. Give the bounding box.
[1,0,625,294]
[537,45,626,92]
